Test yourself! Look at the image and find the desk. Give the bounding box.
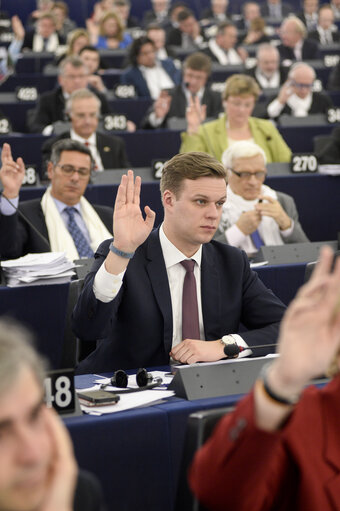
[66,373,242,511]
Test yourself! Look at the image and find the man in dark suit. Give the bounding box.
[72,152,286,373]
[246,44,288,90]
[141,52,222,129]
[297,0,319,31]
[277,16,321,62]
[200,0,232,23]
[0,139,113,261]
[29,56,110,134]
[260,0,293,20]
[308,4,340,44]
[142,0,171,28]
[0,318,106,511]
[10,11,65,53]
[41,89,128,171]
[120,36,181,99]
[203,21,247,65]
[166,8,207,49]
[265,62,333,120]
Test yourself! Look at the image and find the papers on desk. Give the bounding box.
[1,252,75,287]
[77,372,175,415]
[318,164,340,176]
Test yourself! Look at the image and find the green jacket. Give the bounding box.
[180,115,292,163]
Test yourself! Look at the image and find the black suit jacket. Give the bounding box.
[0,199,113,260]
[265,91,333,119]
[315,126,340,164]
[328,61,340,91]
[75,470,106,511]
[277,38,321,61]
[141,84,223,129]
[260,1,293,18]
[22,30,65,50]
[245,66,288,88]
[73,230,286,373]
[29,86,110,133]
[41,131,129,170]
[308,28,340,44]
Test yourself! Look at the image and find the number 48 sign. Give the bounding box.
[44,369,76,415]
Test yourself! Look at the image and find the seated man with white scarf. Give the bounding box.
[0,139,113,261]
[265,62,333,120]
[214,141,308,255]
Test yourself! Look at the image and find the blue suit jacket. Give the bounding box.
[120,59,181,98]
[73,230,286,373]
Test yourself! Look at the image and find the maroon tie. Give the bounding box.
[181,259,200,340]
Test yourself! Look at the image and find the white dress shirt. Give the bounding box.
[139,63,175,100]
[70,130,104,171]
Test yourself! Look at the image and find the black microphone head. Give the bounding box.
[223,342,240,358]
[111,369,128,388]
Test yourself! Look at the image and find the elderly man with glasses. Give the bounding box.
[0,139,112,261]
[265,62,333,120]
[215,141,308,256]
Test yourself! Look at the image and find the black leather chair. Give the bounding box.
[175,406,234,511]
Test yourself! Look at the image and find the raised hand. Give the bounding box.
[270,246,340,394]
[113,170,155,254]
[186,95,207,135]
[0,143,26,198]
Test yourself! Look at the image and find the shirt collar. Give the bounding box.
[159,224,202,269]
[70,129,96,146]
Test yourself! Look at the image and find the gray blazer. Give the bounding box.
[214,191,309,245]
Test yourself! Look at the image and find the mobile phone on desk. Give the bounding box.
[77,390,120,407]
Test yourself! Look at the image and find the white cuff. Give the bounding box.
[93,261,125,303]
[225,224,247,247]
[267,98,284,118]
[280,219,294,237]
[0,195,19,215]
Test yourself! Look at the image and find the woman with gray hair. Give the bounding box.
[215,140,308,255]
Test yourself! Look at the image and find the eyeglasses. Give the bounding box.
[228,168,266,180]
[56,164,91,177]
[291,81,313,89]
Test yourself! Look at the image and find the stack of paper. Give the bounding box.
[1,252,76,287]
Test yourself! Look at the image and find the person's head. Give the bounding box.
[66,29,90,56]
[52,1,69,29]
[79,45,101,74]
[303,0,319,14]
[215,22,238,50]
[280,16,306,47]
[169,2,188,24]
[318,4,335,29]
[331,0,340,9]
[243,2,261,21]
[99,10,124,40]
[48,139,93,205]
[288,62,315,99]
[222,141,267,200]
[58,56,89,94]
[211,0,229,15]
[152,0,170,13]
[146,24,166,50]
[248,17,266,34]
[37,0,53,11]
[160,152,227,256]
[129,36,156,67]
[256,44,280,77]
[178,9,199,35]
[0,319,52,511]
[66,88,101,139]
[37,12,56,39]
[222,74,260,125]
[113,0,131,22]
[183,52,211,94]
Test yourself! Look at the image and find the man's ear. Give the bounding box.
[46,161,54,180]
[163,189,175,209]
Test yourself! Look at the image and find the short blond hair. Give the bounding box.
[222,74,260,101]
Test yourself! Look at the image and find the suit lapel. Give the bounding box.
[145,230,173,354]
[201,244,221,340]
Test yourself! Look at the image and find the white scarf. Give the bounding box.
[41,188,112,261]
[287,92,313,117]
[219,184,284,246]
[32,33,59,52]
[208,38,242,65]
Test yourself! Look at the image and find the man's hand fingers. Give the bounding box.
[1,142,12,164]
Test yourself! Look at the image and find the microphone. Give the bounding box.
[223,341,278,358]
[1,194,51,249]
